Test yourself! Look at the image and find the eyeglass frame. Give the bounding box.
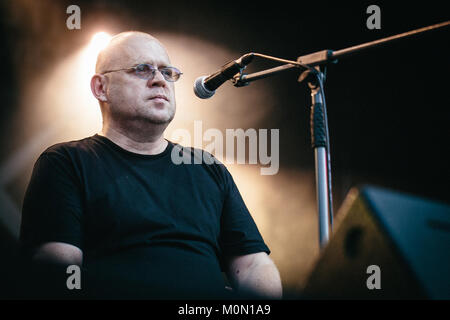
[100,63,183,82]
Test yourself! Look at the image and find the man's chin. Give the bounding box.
[144,112,175,125]
[147,118,172,125]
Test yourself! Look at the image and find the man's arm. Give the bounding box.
[33,242,83,266]
[21,242,83,298]
[226,252,282,299]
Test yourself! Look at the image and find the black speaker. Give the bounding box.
[302,185,450,299]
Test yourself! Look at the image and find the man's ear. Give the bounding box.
[90,74,108,102]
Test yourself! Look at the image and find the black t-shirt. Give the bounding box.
[20,134,269,299]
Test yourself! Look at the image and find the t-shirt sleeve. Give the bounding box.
[218,166,270,261]
[20,149,84,256]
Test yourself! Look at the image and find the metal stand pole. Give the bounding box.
[315,147,330,248]
[308,73,331,248]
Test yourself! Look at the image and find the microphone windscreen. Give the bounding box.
[193,76,215,99]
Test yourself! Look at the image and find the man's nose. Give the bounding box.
[147,70,167,87]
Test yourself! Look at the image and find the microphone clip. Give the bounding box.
[231,71,250,87]
[231,53,254,87]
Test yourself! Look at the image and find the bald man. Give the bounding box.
[20,31,282,300]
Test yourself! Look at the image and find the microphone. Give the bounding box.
[194,53,254,99]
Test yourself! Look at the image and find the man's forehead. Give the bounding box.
[96,33,170,72]
[123,38,170,64]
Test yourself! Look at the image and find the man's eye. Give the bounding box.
[161,68,173,77]
[136,64,151,73]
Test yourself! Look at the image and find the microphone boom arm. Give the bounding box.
[228,20,449,250]
[233,20,450,87]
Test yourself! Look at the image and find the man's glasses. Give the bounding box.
[101,64,183,82]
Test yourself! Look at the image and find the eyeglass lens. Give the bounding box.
[135,64,181,82]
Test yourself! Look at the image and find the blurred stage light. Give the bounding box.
[17,32,114,143]
[81,31,112,78]
[88,32,112,60]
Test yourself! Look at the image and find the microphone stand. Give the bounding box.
[231,20,449,250]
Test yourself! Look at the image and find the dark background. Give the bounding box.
[0,0,448,299]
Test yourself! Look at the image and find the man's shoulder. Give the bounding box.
[40,135,99,160]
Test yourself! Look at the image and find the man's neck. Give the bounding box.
[99,125,168,155]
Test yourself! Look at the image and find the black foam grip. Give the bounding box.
[204,61,241,92]
[310,102,327,148]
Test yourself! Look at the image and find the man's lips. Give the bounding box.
[148,94,169,101]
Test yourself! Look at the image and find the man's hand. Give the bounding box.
[226,252,282,299]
